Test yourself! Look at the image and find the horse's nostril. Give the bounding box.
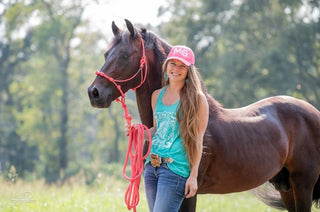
[92,87,99,98]
[88,86,100,99]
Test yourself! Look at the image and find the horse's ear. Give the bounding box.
[112,21,120,36]
[125,19,136,38]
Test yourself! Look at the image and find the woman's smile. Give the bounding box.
[171,71,181,76]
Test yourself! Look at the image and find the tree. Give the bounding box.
[5,0,86,183]
[0,0,37,177]
[31,0,85,182]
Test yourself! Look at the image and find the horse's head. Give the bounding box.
[88,19,146,108]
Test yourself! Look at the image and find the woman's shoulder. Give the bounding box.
[152,88,162,96]
[198,91,207,101]
[198,91,209,113]
[152,88,162,100]
[151,88,163,109]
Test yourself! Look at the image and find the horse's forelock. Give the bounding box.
[109,32,122,49]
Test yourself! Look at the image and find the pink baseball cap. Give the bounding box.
[167,45,195,66]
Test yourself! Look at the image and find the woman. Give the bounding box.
[144,45,209,212]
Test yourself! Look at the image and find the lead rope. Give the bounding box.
[123,123,151,211]
[95,38,152,212]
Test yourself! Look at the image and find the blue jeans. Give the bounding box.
[144,162,187,212]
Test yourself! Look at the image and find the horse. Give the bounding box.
[87,19,320,212]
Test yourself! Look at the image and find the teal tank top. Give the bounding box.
[145,86,190,178]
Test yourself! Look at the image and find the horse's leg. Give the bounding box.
[178,195,197,212]
[289,171,317,212]
[279,190,295,212]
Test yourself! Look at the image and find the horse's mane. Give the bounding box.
[140,28,171,67]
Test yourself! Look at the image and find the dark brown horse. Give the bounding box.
[88,19,320,212]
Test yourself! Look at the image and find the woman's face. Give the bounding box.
[166,59,188,83]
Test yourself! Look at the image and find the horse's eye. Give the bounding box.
[119,52,129,60]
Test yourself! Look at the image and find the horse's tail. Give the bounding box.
[253,176,320,210]
[313,175,320,208]
[251,183,286,210]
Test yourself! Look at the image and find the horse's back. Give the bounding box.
[230,95,320,137]
[228,95,320,162]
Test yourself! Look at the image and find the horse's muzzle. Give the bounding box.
[87,85,112,108]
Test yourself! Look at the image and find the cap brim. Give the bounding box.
[167,56,192,66]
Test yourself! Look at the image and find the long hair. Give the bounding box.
[162,60,204,168]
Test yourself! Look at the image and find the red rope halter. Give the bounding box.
[95,38,152,212]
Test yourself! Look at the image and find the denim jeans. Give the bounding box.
[144,162,187,212]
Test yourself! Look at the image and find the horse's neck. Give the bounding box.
[135,51,163,128]
[135,90,153,127]
[135,80,160,128]
[135,33,172,127]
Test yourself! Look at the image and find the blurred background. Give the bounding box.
[1,0,319,186]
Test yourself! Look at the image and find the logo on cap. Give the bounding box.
[167,45,195,66]
[173,48,190,57]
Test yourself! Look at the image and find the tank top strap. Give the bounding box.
[155,86,167,108]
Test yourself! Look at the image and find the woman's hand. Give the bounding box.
[185,176,198,198]
[144,127,155,140]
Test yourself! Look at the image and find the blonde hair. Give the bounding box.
[162,60,204,168]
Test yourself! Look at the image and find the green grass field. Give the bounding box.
[0,177,318,212]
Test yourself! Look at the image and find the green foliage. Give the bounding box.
[1,0,121,183]
[0,0,38,179]
[4,1,36,33]
[160,0,320,108]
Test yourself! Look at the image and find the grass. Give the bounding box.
[0,177,318,212]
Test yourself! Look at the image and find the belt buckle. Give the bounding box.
[150,153,161,167]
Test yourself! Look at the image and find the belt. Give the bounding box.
[150,153,174,167]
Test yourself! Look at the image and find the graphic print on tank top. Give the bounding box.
[153,110,177,149]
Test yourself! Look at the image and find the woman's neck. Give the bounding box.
[162,82,184,105]
[167,81,185,94]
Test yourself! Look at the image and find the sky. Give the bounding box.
[0,0,168,41]
[83,0,168,35]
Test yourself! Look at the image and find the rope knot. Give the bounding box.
[124,114,132,122]
[140,56,146,69]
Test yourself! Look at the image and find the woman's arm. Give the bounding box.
[144,89,161,140]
